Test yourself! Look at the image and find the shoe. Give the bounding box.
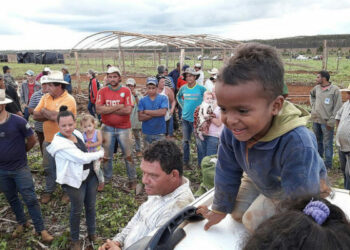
[61,193,70,204]
[12,221,30,238]
[40,193,51,204]
[127,180,137,190]
[40,230,54,243]
[70,240,81,250]
[88,234,97,243]
[136,151,143,157]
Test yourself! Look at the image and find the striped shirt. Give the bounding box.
[113,177,194,248]
[28,90,44,132]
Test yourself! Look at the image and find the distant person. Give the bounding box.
[103,64,112,87]
[138,77,168,146]
[158,76,176,138]
[204,68,218,92]
[96,66,137,189]
[62,66,72,94]
[194,91,223,165]
[0,89,53,243]
[243,197,350,250]
[335,84,350,190]
[310,70,343,169]
[20,70,41,121]
[169,62,181,91]
[33,71,77,204]
[35,67,50,82]
[47,106,104,249]
[0,74,22,116]
[194,63,204,86]
[3,65,17,89]
[99,140,194,250]
[126,78,143,157]
[176,67,206,169]
[87,69,100,119]
[28,78,49,155]
[197,43,328,233]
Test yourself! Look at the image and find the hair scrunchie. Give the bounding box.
[303,200,330,225]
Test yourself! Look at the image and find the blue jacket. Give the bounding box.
[212,102,327,213]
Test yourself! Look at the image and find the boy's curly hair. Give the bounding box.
[218,43,284,101]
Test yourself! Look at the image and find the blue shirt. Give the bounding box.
[64,74,72,93]
[0,114,34,171]
[212,126,327,214]
[138,94,168,135]
[176,84,206,122]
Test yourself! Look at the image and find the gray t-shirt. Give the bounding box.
[336,100,350,152]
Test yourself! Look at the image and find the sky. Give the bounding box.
[1,0,350,50]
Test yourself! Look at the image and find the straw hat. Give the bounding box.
[40,70,69,85]
[208,68,219,75]
[0,89,13,105]
[340,84,350,92]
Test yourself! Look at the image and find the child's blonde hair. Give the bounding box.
[80,114,97,127]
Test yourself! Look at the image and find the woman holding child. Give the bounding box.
[47,106,104,250]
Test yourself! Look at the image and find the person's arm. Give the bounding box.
[20,83,26,106]
[335,104,344,129]
[33,96,48,121]
[53,146,104,165]
[310,87,316,108]
[113,105,132,116]
[96,104,123,115]
[176,86,184,108]
[167,88,176,114]
[327,88,344,128]
[40,108,58,121]
[211,107,222,127]
[144,108,167,117]
[25,134,37,152]
[138,111,152,121]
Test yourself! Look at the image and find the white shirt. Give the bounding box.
[113,177,194,248]
[196,70,204,86]
[204,79,215,92]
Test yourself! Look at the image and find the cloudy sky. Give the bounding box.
[1,0,350,50]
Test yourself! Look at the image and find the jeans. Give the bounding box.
[143,134,165,147]
[132,129,142,152]
[0,166,45,233]
[312,123,334,168]
[196,135,219,166]
[63,171,98,241]
[182,120,194,165]
[23,107,30,121]
[101,125,136,182]
[339,150,350,190]
[88,101,101,120]
[43,141,57,193]
[166,116,174,136]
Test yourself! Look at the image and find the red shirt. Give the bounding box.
[96,85,134,129]
[28,82,35,104]
[177,76,187,90]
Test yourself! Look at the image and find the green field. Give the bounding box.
[2,55,350,88]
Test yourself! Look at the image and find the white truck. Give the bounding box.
[126,188,350,250]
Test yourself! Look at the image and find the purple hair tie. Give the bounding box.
[303,200,330,225]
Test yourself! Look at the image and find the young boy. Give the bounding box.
[138,77,168,145]
[197,43,328,232]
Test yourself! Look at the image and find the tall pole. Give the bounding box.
[74,52,81,94]
[118,35,126,76]
[180,49,185,75]
[322,40,328,70]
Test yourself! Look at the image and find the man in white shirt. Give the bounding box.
[99,140,194,250]
[194,63,204,86]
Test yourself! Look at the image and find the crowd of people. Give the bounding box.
[1,42,350,250]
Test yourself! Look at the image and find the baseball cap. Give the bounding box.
[25,70,34,76]
[146,77,158,86]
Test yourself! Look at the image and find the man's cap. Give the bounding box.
[182,64,189,71]
[208,68,219,75]
[126,78,136,86]
[106,66,121,75]
[146,76,158,86]
[340,84,350,92]
[40,70,69,85]
[0,89,13,105]
[185,67,200,76]
[194,63,202,68]
[61,66,69,71]
[43,67,51,72]
[25,70,34,76]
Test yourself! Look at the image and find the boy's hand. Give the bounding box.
[197,205,226,231]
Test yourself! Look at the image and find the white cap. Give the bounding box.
[106,66,121,75]
[194,63,202,68]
